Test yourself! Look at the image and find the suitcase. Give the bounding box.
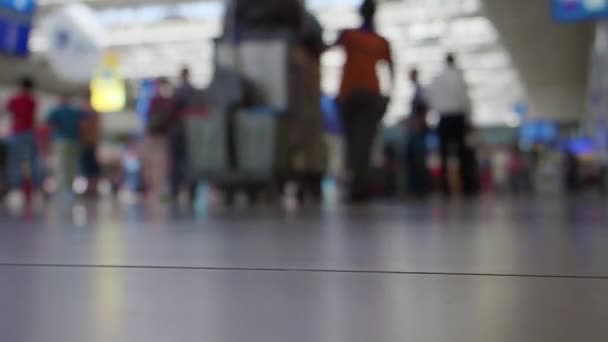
[235,108,279,181]
[186,110,228,179]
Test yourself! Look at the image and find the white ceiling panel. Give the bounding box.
[31,0,523,125]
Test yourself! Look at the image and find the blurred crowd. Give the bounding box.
[0,77,101,205]
[0,66,198,207]
[1,0,604,211]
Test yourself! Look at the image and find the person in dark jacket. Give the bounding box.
[404,68,431,197]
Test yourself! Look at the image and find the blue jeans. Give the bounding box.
[7,131,41,189]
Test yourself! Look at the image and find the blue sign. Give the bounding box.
[136,79,156,132]
[553,0,608,22]
[563,137,596,155]
[1,0,36,15]
[520,120,558,144]
[0,0,35,57]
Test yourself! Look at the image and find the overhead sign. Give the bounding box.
[44,4,106,83]
[91,52,127,113]
[553,0,608,22]
[0,0,36,57]
[1,0,36,14]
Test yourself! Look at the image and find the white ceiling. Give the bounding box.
[29,0,524,125]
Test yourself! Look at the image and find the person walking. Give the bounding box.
[5,77,41,203]
[404,68,431,197]
[47,96,86,200]
[79,92,102,197]
[427,53,476,196]
[143,77,173,201]
[335,0,394,203]
[171,68,195,200]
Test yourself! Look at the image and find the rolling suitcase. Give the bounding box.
[235,107,279,181]
[186,110,228,180]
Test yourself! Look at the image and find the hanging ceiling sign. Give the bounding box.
[91,52,127,113]
[44,4,106,83]
[553,0,608,22]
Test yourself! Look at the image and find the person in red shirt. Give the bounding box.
[5,77,41,198]
[334,0,394,202]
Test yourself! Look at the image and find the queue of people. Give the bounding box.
[0,64,198,208]
[3,77,100,205]
[140,68,194,202]
[334,0,478,202]
[397,54,479,199]
[0,0,482,208]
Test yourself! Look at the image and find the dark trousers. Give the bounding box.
[405,131,430,197]
[0,141,7,195]
[170,127,188,198]
[340,90,386,201]
[438,114,477,195]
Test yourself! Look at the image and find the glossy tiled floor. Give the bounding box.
[1,196,608,341]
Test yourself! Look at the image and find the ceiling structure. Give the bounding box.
[483,0,593,122]
[317,0,524,125]
[27,0,523,125]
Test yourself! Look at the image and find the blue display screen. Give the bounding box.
[520,120,558,144]
[0,0,35,57]
[564,137,596,155]
[553,0,608,22]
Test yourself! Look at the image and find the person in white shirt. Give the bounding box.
[427,53,476,195]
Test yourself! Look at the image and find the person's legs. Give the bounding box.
[350,112,368,199]
[456,141,472,195]
[65,142,79,192]
[600,164,607,195]
[0,141,7,195]
[170,131,187,199]
[339,92,385,202]
[339,98,358,199]
[24,133,42,190]
[409,131,430,197]
[339,102,356,183]
[54,141,71,194]
[405,138,416,195]
[437,118,451,196]
[141,138,153,196]
[143,135,168,200]
[7,132,39,191]
[81,145,101,196]
[451,116,476,195]
[7,133,27,190]
[350,94,383,201]
[325,134,343,178]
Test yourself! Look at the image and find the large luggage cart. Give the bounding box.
[185,59,284,202]
[185,106,282,200]
[187,26,326,203]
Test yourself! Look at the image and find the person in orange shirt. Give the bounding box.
[335,0,394,203]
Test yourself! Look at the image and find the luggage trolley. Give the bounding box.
[185,36,291,203]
